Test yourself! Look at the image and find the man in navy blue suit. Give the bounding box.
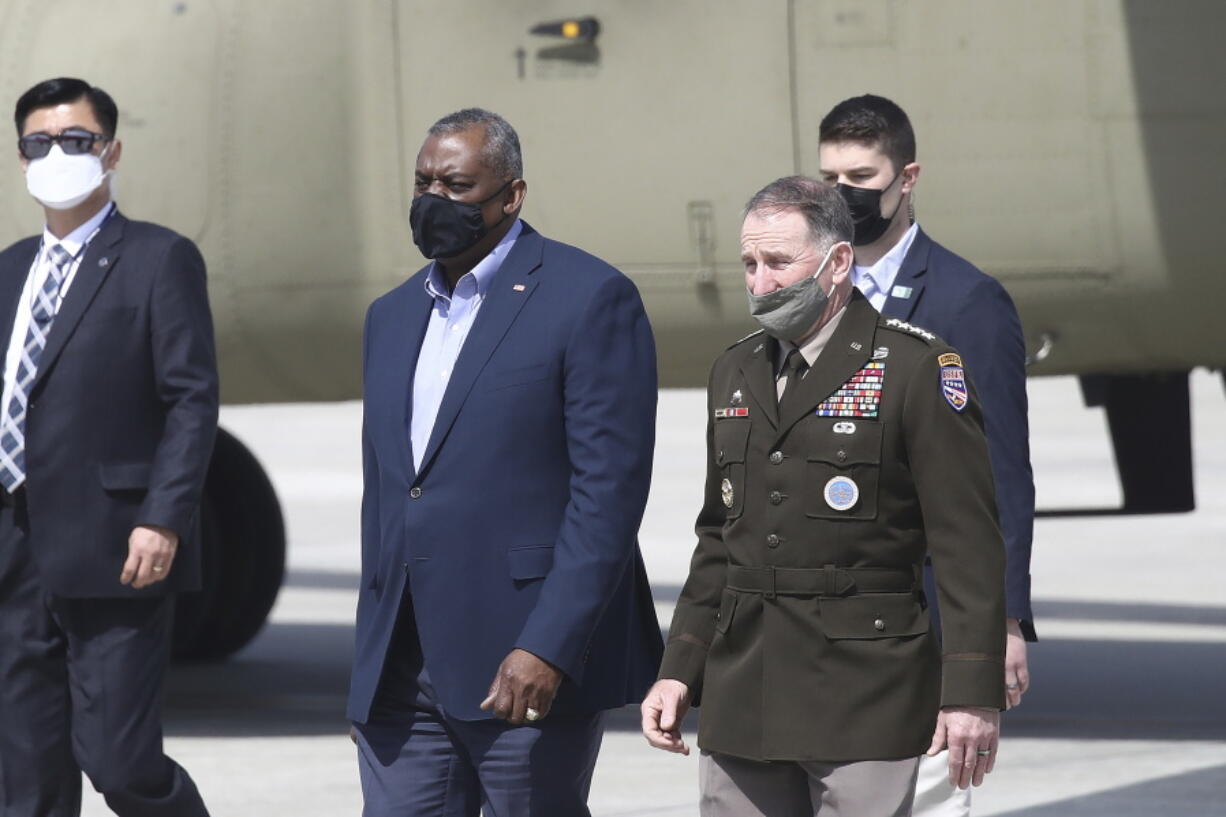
[818,94,1035,816]
[0,78,217,816]
[349,108,663,816]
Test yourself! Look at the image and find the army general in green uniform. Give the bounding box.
[641,177,1006,817]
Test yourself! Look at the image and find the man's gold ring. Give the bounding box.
[152,566,164,573]
[525,708,541,722]
[976,749,991,756]
[1005,683,1020,690]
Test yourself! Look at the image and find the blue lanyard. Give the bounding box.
[31,203,117,310]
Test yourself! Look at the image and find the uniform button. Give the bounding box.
[769,491,783,505]
[410,487,422,498]
[766,534,780,547]
[874,618,886,631]
[837,450,847,462]
[403,561,410,571]
[717,449,726,464]
[769,451,783,464]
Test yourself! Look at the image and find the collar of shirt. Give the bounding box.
[851,221,919,301]
[422,218,523,308]
[42,200,115,259]
[777,304,849,374]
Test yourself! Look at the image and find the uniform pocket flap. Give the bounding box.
[820,593,928,640]
[713,420,750,465]
[508,544,555,580]
[99,462,152,490]
[807,421,884,466]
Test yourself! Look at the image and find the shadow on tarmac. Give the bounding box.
[992,763,1226,817]
[164,573,1226,742]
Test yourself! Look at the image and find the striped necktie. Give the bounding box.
[0,244,74,491]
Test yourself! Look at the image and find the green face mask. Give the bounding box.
[746,242,844,342]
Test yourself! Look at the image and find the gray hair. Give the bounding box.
[744,175,853,252]
[428,108,523,181]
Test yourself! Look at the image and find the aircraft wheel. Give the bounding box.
[172,428,286,661]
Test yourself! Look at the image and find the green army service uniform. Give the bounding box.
[659,290,1006,762]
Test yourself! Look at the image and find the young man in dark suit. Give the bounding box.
[0,78,217,816]
[350,108,662,816]
[818,94,1036,816]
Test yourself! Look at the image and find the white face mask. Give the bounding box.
[25,143,111,210]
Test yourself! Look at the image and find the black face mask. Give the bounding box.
[836,171,905,246]
[409,182,510,259]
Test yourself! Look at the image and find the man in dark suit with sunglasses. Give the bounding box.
[0,77,217,816]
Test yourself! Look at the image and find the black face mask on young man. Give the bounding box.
[835,171,905,247]
[409,182,510,259]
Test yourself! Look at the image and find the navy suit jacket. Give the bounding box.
[0,210,219,597]
[879,227,1035,636]
[348,222,664,724]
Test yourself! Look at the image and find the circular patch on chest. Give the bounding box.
[823,475,859,512]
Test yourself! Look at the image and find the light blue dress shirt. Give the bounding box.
[410,219,523,471]
[851,221,919,310]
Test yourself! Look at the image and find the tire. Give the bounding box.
[172,428,286,661]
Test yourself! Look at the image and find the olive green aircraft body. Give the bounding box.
[0,0,1219,658]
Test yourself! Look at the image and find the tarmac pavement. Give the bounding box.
[81,372,1226,815]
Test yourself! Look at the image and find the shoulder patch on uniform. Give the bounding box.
[727,328,765,349]
[940,358,969,412]
[881,317,938,343]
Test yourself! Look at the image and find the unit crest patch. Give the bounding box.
[939,354,969,412]
[816,362,884,418]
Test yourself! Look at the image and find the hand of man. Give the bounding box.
[1004,617,1030,709]
[927,706,1000,789]
[640,679,691,755]
[480,648,563,725]
[120,525,179,589]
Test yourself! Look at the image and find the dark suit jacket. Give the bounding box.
[348,222,663,724]
[659,291,1006,761]
[0,209,219,597]
[881,228,1035,636]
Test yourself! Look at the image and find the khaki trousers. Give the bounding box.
[699,750,921,817]
[911,751,972,817]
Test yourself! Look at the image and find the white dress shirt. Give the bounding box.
[851,222,919,310]
[1,201,116,417]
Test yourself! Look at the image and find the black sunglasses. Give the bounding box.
[18,128,109,160]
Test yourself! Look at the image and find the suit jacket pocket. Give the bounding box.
[483,364,550,392]
[79,306,138,326]
[99,462,153,492]
[819,593,928,640]
[508,544,554,580]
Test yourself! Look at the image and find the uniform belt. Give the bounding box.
[725,564,915,600]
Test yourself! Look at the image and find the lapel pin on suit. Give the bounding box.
[98,257,109,268]
[891,285,912,299]
[512,283,526,292]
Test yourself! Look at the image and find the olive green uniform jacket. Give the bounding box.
[659,291,1006,762]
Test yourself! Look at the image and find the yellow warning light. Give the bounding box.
[529,17,600,42]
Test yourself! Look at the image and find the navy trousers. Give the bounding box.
[0,491,209,817]
[354,593,604,817]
